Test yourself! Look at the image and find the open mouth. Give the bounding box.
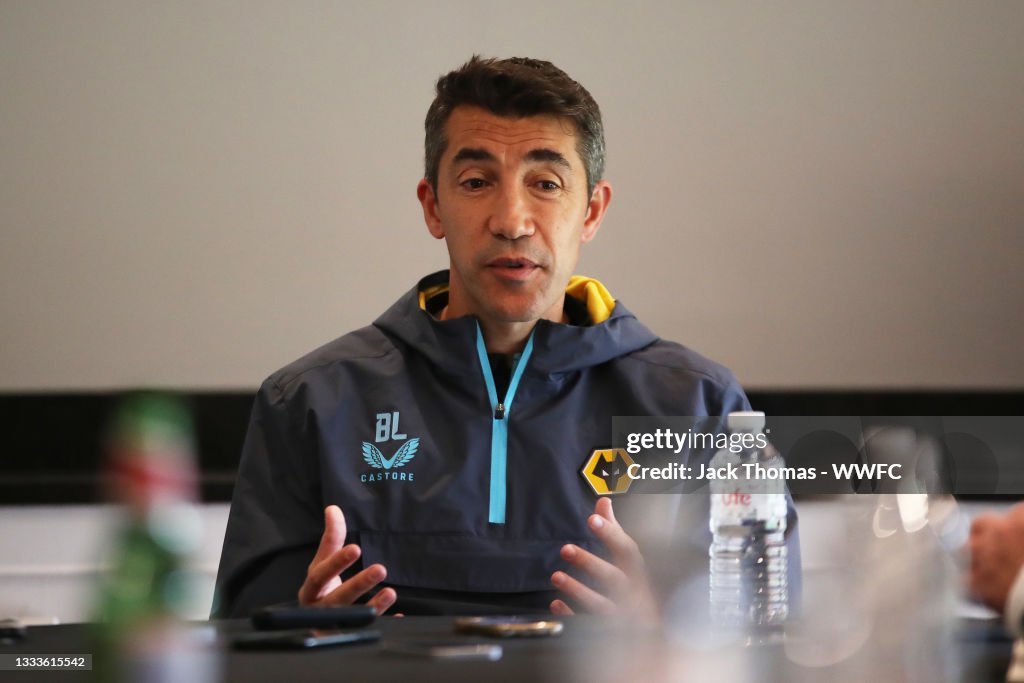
[488,257,538,269]
[486,257,541,280]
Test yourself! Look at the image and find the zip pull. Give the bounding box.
[474,321,535,525]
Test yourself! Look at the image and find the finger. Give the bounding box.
[311,506,348,565]
[550,599,575,616]
[552,570,616,615]
[298,544,361,604]
[320,563,388,606]
[367,587,398,615]
[312,543,362,586]
[560,544,629,594]
[590,499,644,575]
[595,496,617,523]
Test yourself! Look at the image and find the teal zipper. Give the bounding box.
[474,322,535,525]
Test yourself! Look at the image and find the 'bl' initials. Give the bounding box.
[375,412,407,443]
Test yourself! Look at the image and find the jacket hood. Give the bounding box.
[373,270,659,377]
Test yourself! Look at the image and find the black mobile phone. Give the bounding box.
[251,605,377,630]
[0,619,27,642]
[231,628,381,650]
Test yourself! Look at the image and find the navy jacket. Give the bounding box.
[213,272,800,617]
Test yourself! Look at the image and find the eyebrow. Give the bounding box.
[451,148,496,164]
[525,148,571,169]
[451,147,572,170]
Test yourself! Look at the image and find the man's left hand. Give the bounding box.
[550,497,659,624]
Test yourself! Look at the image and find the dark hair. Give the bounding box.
[424,55,605,198]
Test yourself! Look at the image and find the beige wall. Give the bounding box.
[2,1,1022,391]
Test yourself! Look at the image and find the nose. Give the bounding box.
[488,185,534,240]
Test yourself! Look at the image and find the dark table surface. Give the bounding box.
[0,615,1014,682]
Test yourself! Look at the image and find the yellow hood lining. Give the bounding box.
[565,275,615,324]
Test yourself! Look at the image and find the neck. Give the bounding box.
[477,319,538,355]
[437,305,540,354]
[437,274,569,353]
[438,303,567,355]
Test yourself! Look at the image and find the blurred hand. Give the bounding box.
[550,497,659,625]
[968,503,1024,612]
[297,505,397,614]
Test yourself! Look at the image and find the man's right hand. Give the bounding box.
[297,505,397,613]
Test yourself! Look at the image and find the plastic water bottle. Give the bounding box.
[708,411,788,635]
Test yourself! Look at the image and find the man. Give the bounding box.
[213,56,797,618]
[970,504,1024,635]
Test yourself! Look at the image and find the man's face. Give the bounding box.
[418,106,611,326]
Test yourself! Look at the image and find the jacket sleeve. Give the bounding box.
[212,379,324,618]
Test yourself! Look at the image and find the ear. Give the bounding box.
[417,178,445,239]
[580,180,612,244]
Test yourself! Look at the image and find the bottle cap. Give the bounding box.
[727,411,766,434]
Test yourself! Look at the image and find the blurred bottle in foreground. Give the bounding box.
[708,411,789,638]
[91,392,218,683]
[780,425,960,683]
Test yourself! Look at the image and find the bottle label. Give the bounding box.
[710,492,788,528]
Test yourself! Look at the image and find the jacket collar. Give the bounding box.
[373,270,659,376]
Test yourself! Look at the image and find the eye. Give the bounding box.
[461,178,488,190]
[536,180,560,191]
